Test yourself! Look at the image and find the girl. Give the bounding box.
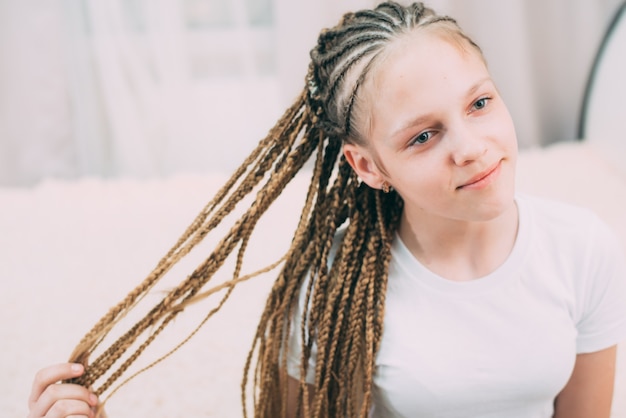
[27,2,626,417]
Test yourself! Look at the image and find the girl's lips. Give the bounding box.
[457,161,502,190]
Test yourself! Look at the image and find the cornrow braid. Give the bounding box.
[64,2,475,417]
[306,1,455,142]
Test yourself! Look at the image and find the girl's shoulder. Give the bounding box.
[519,192,625,294]
[518,193,602,226]
[517,193,617,248]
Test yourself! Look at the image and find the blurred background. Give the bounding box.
[0,0,623,187]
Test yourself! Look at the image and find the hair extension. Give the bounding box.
[65,2,479,417]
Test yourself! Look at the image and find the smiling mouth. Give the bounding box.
[457,161,502,190]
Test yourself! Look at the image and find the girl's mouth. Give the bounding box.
[457,160,502,190]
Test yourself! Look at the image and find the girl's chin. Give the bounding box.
[472,194,517,222]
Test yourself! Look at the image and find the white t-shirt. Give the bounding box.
[286,195,626,417]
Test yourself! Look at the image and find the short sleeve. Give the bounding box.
[285,274,317,384]
[285,230,346,383]
[576,216,626,353]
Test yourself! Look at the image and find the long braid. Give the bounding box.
[66,2,472,417]
[66,91,318,392]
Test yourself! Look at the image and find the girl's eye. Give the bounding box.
[472,97,491,111]
[410,131,432,146]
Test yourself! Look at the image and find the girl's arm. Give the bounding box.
[286,375,315,418]
[553,345,617,418]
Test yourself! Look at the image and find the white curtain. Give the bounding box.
[0,0,281,186]
[0,0,622,186]
[0,0,74,185]
[61,0,281,179]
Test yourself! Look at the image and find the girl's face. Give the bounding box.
[343,31,518,227]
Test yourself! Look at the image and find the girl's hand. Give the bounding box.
[27,363,101,418]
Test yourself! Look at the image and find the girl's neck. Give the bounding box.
[397,201,519,281]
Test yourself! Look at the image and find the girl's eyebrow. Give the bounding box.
[389,114,434,140]
[466,77,493,97]
[388,76,494,140]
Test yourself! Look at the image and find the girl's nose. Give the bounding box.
[448,125,488,166]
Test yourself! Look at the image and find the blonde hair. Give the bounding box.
[66,2,478,417]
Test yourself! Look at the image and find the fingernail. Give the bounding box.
[71,363,83,373]
[90,393,99,405]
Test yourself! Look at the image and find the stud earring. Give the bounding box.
[381,181,391,193]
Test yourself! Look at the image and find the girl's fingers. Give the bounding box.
[37,383,98,413]
[28,363,98,418]
[29,363,85,406]
[43,398,94,418]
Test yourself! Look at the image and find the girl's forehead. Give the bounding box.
[368,32,488,99]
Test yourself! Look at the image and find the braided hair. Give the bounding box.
[65,2,480,417]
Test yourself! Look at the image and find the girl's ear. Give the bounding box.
[343,143,385,190]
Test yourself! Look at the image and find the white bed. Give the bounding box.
[1,3,625,417]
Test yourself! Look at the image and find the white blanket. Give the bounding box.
[1,142,624,417]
